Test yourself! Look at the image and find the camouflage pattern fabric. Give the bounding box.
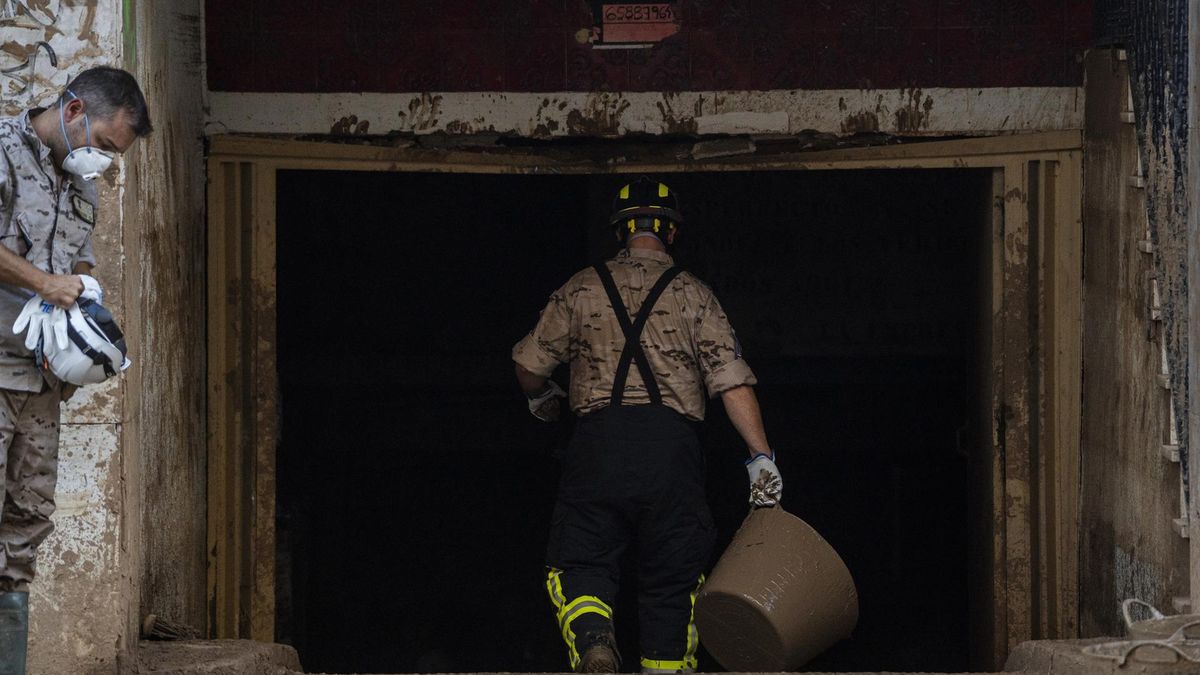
[0,110,98,392]
[0,385,60,592]
[514,247,756,421]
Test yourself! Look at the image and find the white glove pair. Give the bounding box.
[12,275,103,353]
[527,380,567,422]
[746,451,783,507]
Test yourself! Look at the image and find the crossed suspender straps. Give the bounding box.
[592,262,684,407]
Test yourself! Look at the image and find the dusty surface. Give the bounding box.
[133,640,301,675]
[1005,637,1200,674]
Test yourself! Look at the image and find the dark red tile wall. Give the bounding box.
[206,0,1093,92]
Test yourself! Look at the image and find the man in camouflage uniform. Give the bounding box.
[0,66,151,669]
[513,178,783,674]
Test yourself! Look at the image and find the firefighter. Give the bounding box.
[0,66,151,672]
[513,177,782,673]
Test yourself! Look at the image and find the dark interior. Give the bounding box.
[275,168,989,673]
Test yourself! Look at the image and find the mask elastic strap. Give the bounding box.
[59,89,92,155]
[58,92,74,155]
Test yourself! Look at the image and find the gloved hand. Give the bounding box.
[745,451,782,507]
[13,295,68,352]
[78,274,103,304]
[527,380,567,422]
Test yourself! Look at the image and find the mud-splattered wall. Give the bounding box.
[123,0,207,640]
[204,0,1091,92]
[2,1,207,673]
[1079,48,1189,639]
[1,1,130,673]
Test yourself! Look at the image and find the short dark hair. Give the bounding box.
[60,66,153,137]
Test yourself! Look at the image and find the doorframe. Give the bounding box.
[205,131,1083,668]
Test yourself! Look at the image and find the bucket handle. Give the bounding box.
[1123,598,1166,628]
[1166,619,1200,642]
[1097,641,1200,667]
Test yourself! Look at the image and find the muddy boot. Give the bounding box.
[577,632,620,673]
[0,591,28,675]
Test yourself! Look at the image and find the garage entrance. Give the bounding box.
[206,134,1083,672]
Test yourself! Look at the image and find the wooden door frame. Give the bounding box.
[205,131,1083,667]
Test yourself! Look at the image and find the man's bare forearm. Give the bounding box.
[0,246,83,307]
[721,385,772,457]
[515,363,548,396]
[0,244,50,293]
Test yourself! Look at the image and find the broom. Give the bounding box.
[141,613,200,641]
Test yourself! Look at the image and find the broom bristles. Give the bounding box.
[141,613,200,641]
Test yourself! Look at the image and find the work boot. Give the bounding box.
[577,632,620,673]
[0,591,29,675]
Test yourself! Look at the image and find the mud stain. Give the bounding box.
[656,93,697,134]
[397,93,443,132]
[565,93,631,136]
[894,88,934,133]
[330,115,370,135]
[841,110,880,134]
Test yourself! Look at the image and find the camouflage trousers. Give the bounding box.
[0,385,60,593]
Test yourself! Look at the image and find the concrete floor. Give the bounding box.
[132,637,1200,675]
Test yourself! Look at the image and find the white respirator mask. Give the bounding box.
[58,89,114,181]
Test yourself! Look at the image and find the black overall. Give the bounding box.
[545,263,715,670]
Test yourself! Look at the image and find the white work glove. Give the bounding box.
[746,451,783,507]
[78,274,103,304]
[13,295,68,352]
[527,380,567,422]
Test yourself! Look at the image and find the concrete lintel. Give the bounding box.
[206,87,1083,139]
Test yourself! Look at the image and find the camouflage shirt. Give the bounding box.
[0,110,98,392]
[513,247,756,421]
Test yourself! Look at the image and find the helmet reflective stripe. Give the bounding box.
[610,177,684,228]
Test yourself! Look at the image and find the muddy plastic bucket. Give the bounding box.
[1123,599,1200,640]
[694,506,858,671]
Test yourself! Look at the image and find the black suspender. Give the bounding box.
[592,263,684,407]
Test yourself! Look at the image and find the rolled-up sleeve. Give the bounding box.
[512,286,572,377]
[695,292,757,396]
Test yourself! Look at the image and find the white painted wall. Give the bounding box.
[206,87,1083,138]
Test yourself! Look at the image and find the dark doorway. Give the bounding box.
[275,168,988,673]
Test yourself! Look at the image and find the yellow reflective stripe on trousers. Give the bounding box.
[640,658,691,673]
[545,568,567,611]
[641,575,704,673]
[684,574,704,667]
[558,595,613,637]
[545,569,614,670]
[558,597,612,669]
